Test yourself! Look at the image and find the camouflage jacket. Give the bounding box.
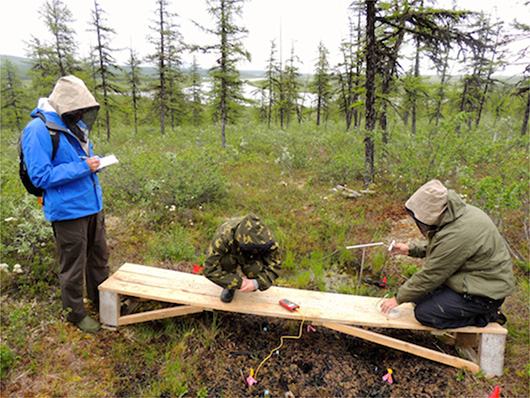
[203,214,281,291]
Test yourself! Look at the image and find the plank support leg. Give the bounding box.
[99,290,120,329]
[478,333,506,377]
[322,322,480,373]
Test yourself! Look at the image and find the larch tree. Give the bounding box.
[311,41,332,127]
[203,0,251,148]
[0,59,28,131]
[475,16,507,128]
[401,35,428,135]
[283,45,302,128]
[188,56,204,127]
[362,0,484,184]
[147,0,184,135]
[26,37,57,98]
[364,0,376,187]
[40,0,78,76]
[457,13,507,129]
[125,47,143,135]
[335,12,364,132]
[264,39,280,128]
[27,0,78,95]
[424,35,452,126]
[89,0,122,140]
[512,19,530,137]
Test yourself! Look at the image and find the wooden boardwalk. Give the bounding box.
[99,263,507,376]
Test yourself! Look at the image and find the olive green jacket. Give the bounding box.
[203,214,281,291]
[396,190,515,304]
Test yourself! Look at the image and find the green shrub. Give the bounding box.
[100,140,227,222]
[0,344,15,379]
[401,262,420,278]
[147,224,196,262]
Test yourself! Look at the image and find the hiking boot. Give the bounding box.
[495,309,507,326]
[76,315,101,333]
[220,289,235,303]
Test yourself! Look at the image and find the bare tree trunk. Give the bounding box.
[364,0,376,187]
[354,7,363,128]
[159,3,166,135]
[378,29,404,145]
[522,89,530,137]
[95,15,111,139]
[411,37,420,135]
[435,55,448,126]
[221,94,227,147]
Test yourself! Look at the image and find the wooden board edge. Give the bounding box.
[118,305,204,326]
[322,322,480,374]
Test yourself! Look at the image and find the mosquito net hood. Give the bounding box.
[48,75,100,142]
[405,179,448,226]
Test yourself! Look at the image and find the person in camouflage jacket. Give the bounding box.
[380,180,515,329]
[203,213,282,303]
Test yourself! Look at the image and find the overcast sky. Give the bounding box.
[1,0,528,76]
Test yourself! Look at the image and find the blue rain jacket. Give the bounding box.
[21,107,103,222]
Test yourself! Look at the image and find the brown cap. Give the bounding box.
[405,180,448,225]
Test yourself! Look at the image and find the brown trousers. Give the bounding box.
[52,212,110,323]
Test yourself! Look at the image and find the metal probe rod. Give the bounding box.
[345,242,385,250]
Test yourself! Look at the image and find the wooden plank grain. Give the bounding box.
[99,263,506,334]
[98,263,505,376]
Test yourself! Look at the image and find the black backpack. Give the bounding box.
[18,113,69,197]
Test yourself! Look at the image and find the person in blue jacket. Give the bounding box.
[21,75,110,333]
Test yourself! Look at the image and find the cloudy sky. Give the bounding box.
[1,0,528,75]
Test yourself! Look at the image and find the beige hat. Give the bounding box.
[405,180,448,225]
[48,75,99,117]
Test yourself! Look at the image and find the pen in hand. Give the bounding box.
[80,156,100,172]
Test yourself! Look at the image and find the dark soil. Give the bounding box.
[181,311,490,398]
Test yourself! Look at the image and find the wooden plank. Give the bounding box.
[118,305,204,326]
[98,263,506,335]
[322,322,480,373]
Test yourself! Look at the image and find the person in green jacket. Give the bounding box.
[203,213,281,303]
[380,180,515,329]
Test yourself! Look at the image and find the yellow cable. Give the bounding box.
[254,308,305,380]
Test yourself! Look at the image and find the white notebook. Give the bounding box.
[98,154,119,170]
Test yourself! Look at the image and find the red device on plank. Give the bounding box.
[279,299,300,312]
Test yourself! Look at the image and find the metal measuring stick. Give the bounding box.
[344,241,395,292]
[345,242,384,291]
[345,242,385,250]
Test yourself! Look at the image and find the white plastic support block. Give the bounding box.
[479,333,506,377]
[99,290,120,328]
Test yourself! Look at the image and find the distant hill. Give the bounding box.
[1,55,34,80]
[1,54,266,81]
[2,54,520,85]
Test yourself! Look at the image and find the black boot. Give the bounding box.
[220,289,235,303]
[495,309,507,325]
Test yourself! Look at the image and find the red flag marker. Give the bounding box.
[488,386,500,398]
